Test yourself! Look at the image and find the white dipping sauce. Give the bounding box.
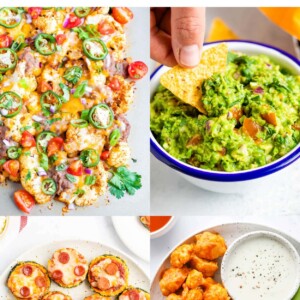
[223,235,298,300]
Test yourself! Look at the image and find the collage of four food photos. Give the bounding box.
[0,4,300,300]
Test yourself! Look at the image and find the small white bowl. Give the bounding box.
[151,216,177,239]
[221,230,300,300]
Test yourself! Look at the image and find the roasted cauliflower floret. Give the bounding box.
[38,65,63,94]
[107,141,131,168]
[203,284,230,300]
[194,232,227,260]
[19,147,52,204]
[186,269,204,289]
[170,244,194,268]
[64,125,106,156]
[159,267,190,297]
[32,9,64,34]
[189,255,218,278]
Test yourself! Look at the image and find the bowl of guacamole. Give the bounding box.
[150,41,300,193]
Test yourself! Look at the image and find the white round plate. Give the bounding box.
[112,216,150,262]
[0,239,150,299]
[151,222,300,299]
[0,217,20,251]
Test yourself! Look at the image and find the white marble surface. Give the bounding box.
[0,217,149,276]
[151,7,300,215]
[150,216,300,278]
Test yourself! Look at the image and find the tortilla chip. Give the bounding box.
[206,18,239,42]
[160,43,228,114]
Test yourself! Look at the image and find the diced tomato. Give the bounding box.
[100,151,110,161]
[14,190,35,214]
[20,131,36,148]
[128,61,148,80]
[55,34,66,45]
[67,160,83,176]
[108,77,121,91]
[47,137,64,157]
[28,7,42,19]
[230,107,243,122]
[64,13,81,29]
[262,112,277,126]
[112,7,133,25]
[3,160,19,177]
[0,34,12,48]
[38,81,53,93]
[243,118,261,139]
[98,20,115,35]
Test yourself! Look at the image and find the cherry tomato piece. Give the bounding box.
[14,190,35,214]
[56,34,66,45]
[98,20,115,35]
[64,13,81,29]
[108,77,121,91]
[3,160,19,177]
[20,131,36,148]
[28,7,42,19]
[100,151,110,161]
[0,34,12,48]
[47,137,64,157]
[67,160,84,176]
[112,7,133,25]
[128,61,148,80]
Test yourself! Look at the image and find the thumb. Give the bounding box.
[171,7,205,68]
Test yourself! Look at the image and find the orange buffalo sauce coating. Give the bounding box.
[150,216,172,232]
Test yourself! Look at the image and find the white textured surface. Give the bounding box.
[0,217,149,278]
[150,216,300,278]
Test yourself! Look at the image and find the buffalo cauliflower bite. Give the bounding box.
[189,255,218,278]
[107,141,131,168]
[194,232,227,260]
[203,284,230,300]
[19,147,52,204]
[167,294,183,300]
[32,9,65,34]
[186,269,204,289]
[186,288,204,300]
[170,244,194,268]
[159,267,190,296]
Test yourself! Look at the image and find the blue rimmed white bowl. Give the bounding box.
[150,40,300,194]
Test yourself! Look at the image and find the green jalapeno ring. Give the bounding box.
[63,66,83,84]
[83,38,108,61]
[36,131,57,154]
[109,129,121,147]
[11,34,26,52]
[74,7,91,18]
[80,148,100,167]
[0,48,18,73]
[35,33,57,56]
[0,91,22,118]
[89,104,114,129]
[7,146,21,159]
[41,178,57,195]
[0,7,23,28]
[40,90,62,116]
[71,119,89,128]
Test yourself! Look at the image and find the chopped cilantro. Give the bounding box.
[85,175,96,185]
[25,170,31,182]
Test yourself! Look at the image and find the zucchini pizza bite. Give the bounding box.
[84,294,108,300]
[48,248,88,288]
[42,291,72,300]
[7,261,50,299]
[88,255,129,296]
[119,287,150,300]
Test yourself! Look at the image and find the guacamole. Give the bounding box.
[150,53,300,172]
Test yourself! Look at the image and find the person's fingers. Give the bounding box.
[150,10,177,66]
[171,7,205,68]
[158,9,171,35]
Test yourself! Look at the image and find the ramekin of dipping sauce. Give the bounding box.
[221,231,300,300]
[150,216,177,239]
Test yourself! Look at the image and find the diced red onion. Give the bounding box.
[0,109,8,116]
[70,88,75,94]
[39,62,42,68]
[50,105,56,114]
[68,203,75,210]
[227,111,233,119]
[37,167,47,176]
[2,139,10,147]
[103,54,111,70]
[205,120,212,132]
[25,13,32,24]
[85,168,92,174]
[254,87,264,94]
[32,115,44,122]
[63,15,70,28]
[266,63,272,68]
[81,98,87,105]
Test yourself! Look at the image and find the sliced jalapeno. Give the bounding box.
[74,7,91,18]
[39,153,49,171]
[36,131,57,153]
[59,83,70,103]
[89,104,114,129]
[40,90,62,116]
[80,148,100,167]
[83,38,108,61]
[35,33,56,56]
[109,129,121,146]
[0,48,18,73]
[11,34,26,52]
[7,146,21,159]
[41,178,57,195]
[63,66,82,84]
[0,91,22,118]
[71,119,88,128]
[0,8,23,28]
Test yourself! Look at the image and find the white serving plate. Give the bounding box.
[151,222,300,299]
[0,217,20,252]
[112,216,150,262]
[0,239,150,299]
[0,7,150,216]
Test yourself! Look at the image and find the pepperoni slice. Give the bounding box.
[20,286,30,297]
[97,277,110,290]
[22,265,33,276]
[105,263,118,275]
[35,276,47,288]
[74,265,85,276]
[129,290,140,300]
[58,252,70,264]
[52,270,63,280]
